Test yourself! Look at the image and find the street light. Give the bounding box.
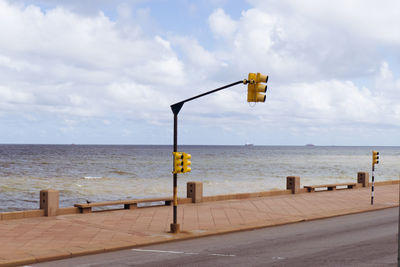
[169,73,269,233]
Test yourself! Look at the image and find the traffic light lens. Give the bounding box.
[255,84,266,93]
[256,94,266,102]
[257,73,268,83]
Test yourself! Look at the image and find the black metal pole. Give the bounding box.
[371,164,375,205]
[169,79,245,234]
[177,80,244,104]
[170,113,179,233]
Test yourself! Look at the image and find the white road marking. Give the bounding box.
[209,253,236,257]
[132,249,236,257]
[132,249,199,255]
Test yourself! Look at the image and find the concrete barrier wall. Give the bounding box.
[0,210,44,220]
[202,190,292,203]
[1,173,398,221]
[178,198,193,204]
[375,180,400,186]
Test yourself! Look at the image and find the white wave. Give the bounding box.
[83,176,103,180]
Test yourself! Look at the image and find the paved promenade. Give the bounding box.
[0,184,398,266]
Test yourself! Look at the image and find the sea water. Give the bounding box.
[0,145,399,212]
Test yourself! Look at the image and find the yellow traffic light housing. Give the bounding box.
[372,150,379,165]
[173,152,191,173]
[247,72,268,102]
[173,152,184,174]
[182,152,191,173]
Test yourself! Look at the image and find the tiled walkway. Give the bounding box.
[0,184,398,266]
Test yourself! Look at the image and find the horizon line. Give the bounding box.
[0,143,398,147]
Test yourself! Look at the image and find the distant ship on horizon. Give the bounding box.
[305,144,315,147]
[244,143,254,147]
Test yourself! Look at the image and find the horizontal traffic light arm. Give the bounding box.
[171,80,247,115]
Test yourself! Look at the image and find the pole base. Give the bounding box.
[170,223,180,233]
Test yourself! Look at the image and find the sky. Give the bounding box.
[0,0,399,146]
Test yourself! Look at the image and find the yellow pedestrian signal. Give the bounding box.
[372,150,379,165]
[173,152,191,173]
[247,72,268,102]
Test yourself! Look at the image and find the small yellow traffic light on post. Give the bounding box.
[182,152,191,173]
[173,152,183,174]
[247,72,268,102]
[372,151,379,165]
[173,152,191,173]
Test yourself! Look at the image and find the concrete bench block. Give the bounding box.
[357,172,369,187]
[286,176,300,194]
[40,189,59,216]
[187,182,203,203]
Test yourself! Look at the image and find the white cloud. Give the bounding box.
[0,0,399,144]
[209,8,237,39]
[0,85,34,104]
[208,1,400,82]
[0,0,184,121]
[271,80,376,123]
[250,0,400,46]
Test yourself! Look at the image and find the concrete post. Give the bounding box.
[187,182,203,203]
[357,172,369,187]
[286,176,300,194]
[40,189,59,216]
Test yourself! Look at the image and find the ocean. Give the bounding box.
[0,145,399,212]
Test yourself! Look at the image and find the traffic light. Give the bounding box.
[173,152,191,173]
[173,152,183,173]
[372,151,379,165]
[247,72,268,102]
[182,152,191,173]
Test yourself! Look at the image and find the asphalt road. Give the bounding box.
[33,207,399,267]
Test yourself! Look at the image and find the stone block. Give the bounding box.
[357,172,369,187]
[23,210,44,218]
[170,223,180,233]
[187,181,203,203]
[286,176,300,194]
[1,211,24,220]
[40,189,59,216]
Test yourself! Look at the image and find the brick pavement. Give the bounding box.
[0,184,398,266]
